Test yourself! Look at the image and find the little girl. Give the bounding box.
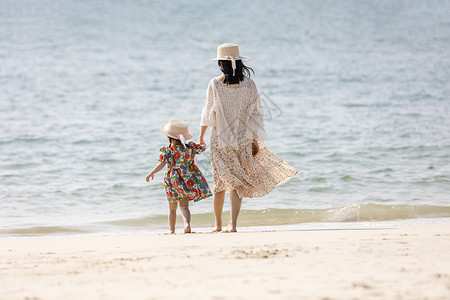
[146,119,212,234]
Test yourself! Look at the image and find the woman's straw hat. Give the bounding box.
[211,43,246,75]
[160,119,193,146]
[211,43,246,61]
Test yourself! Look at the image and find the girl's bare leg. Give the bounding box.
[212,190,226,232]
[179,198,191,233]
[224,190,242,233]
[168,202,178,233]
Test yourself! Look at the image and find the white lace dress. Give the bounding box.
[201,76,298,198]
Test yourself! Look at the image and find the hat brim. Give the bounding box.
[211,56,246,61]
[160,124,193,141]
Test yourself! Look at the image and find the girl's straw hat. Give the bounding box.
[211,43,246,75]
[160,119,193,146]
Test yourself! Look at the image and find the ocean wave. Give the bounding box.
[1,226,89,236]
[3,203,450,237]
[86,203,450,228]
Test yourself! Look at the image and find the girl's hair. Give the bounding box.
[168,137,184,147]
[218,60,255,84]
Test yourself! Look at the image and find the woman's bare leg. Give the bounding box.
[179,198,191,233]
[168,202,178,233]
[224,190,242,232]
[212,190,226,232]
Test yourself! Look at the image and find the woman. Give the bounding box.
[199,43,298,232]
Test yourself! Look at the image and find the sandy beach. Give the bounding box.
[1,224,449,300]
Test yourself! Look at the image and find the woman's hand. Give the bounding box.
[252,140,259,156]
[199,137,207,149]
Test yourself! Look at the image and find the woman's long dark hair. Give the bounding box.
[218,60,255,84]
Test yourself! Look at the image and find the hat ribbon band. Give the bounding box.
[224,55,238,76]
[166,128,189,146]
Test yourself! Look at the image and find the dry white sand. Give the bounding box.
[1,224,450,300]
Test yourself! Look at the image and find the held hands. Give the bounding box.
[199,137,207,151]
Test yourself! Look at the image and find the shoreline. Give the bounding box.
[3,202,450,239]
[1,223,449,299]
[2,217,450,239]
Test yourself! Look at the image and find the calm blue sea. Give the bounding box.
[1,0,450,236]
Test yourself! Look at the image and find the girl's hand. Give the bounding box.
[198,143,207,152]
[146,173,154,182]
[146,162,165,182]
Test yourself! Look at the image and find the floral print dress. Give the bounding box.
[159,142,212,203]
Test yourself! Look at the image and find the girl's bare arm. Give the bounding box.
[146,161,167,182]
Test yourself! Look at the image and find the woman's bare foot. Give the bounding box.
[222,224,237,233]
[184,225,191,234]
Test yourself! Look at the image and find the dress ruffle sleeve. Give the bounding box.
[158,147,169,163]
[187,142,204,155]
[200,80,216,126]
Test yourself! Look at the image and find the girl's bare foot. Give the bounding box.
[184,225,191,234]
[212,221,222,232]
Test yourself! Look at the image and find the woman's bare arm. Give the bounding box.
[199,125,209,146]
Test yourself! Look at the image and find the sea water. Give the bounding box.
[1,0,450,236]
